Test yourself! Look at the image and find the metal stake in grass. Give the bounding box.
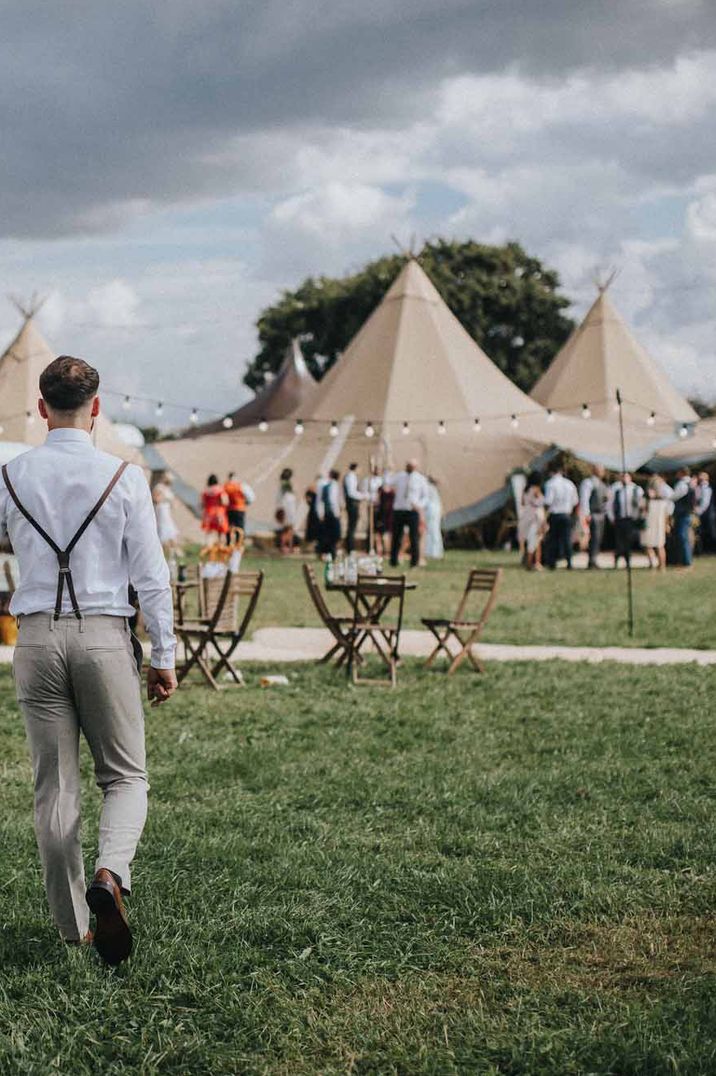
[616,387,634,637]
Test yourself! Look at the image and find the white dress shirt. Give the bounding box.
[0,428,175,668]
[696,483,712,516]
[392,469,429,512]
[544,474,579,515]
[343,470,366,502]
[316,478,341,519]
[607,481,644,522]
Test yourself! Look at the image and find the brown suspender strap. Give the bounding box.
[2,460,130,620]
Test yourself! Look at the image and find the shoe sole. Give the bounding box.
[86,884,133,966]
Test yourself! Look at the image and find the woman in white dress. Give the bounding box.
[276,468,298,555]
[641,475,673,570]
[152,471,180,557]
[519,472,546,571]
[423,478,444,560]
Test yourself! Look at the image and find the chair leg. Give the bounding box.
[447,630,484,675]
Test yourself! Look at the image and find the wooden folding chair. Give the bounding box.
[176,568,263,689]
[422,568,502,675]
[302,564,355,666]
[348,575,406,688]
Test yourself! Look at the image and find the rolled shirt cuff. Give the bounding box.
[150,646,176,669]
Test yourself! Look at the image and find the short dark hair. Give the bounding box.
[39,355,99,412]
[207,474,219,486]
[349,462,358,470]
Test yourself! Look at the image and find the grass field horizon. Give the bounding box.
[224,547,716,652]
[1,658,715,1073]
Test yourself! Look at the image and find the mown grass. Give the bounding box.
[240,548,716,650]
[1,660,715,1073]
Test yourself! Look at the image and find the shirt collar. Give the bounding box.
[45,428,93,446]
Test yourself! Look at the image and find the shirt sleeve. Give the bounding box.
[0,475,8,544]
[122,466,176,668]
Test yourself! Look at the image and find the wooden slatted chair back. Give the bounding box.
[201,569,263,633]
[303,563,333,624]
[454,568,502,623]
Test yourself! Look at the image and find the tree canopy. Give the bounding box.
[245,239,574,394]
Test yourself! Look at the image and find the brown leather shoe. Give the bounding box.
[86,869,133,966]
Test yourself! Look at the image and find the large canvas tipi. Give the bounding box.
[531,287,698,432]
[153,260,676,536]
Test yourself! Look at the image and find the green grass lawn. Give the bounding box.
[239,548,716,651]
[1,661,715,1073]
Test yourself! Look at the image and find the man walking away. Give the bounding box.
[671,467,696,567]
[544,462,578,569]
[390,460,428,568]
[343,463,365,554]
[317,469,342,559]
[224,471,254,543]
[608,471,644,569]
[579,463,609,569]
[0,356,177,965]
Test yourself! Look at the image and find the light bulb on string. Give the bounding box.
[546,408,555,423]
[294,419,304,435]
[122,395,131,411]
[329,420,339,437]
[647,412,656,426]
[581,403,591,419]
[258,418,268,433]
[613,400,621,414]
[0,424,4,435]
[402,421,411,436]
[189,409,198,425]
[365,422,375,439]
[222,415,234,429]
[510,414,519,429]
[155,401,164,418]
[26,409,35,426]
[473,418,481,433]
[679,423,688,439]
[438,420,447,436]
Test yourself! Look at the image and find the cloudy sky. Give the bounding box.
[2,0,715,428]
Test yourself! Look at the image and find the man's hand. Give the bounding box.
[147,666,178,707]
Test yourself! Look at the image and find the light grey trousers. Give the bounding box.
[13,613,147,941]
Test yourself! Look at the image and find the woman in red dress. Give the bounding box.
[201,473,229,540]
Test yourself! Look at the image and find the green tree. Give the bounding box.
[246,239,574,393]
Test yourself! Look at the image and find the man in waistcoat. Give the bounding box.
[608,472,644,569]
[0,356,176,965]
[579,464,609,569]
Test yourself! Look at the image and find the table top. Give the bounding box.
[326,576,417,592]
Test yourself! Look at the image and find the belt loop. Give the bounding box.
[79,616,85,634]
[49,615,55,632]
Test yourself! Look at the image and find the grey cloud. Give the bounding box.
[2,0,715,237]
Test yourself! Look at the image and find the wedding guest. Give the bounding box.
[390,460,429,568]
[579,463,609,569]
[608,472,644,568]
[152,471,180,558]
[671,467,696,567]
[201,473,229,542]
[544,462,578,569]
[224,471,254,542]
[275,467,297,555]
[376,472,395,557]
[343,462,366,554]
[641,476,673,570]
[695,471,715,553]
[317,469,342,559]
[520,472,546,571]
[304,476,322,552]
[424,477,444,560]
